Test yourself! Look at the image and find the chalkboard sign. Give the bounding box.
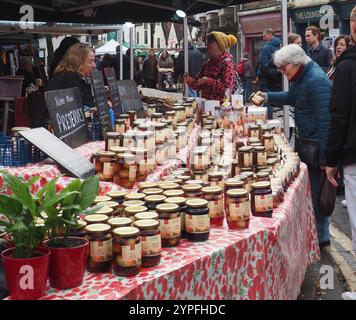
[104,67,121,118]
[117,80,144,117]
[45,87,90,148]
[20,128,95,179]
[91,70,113,139]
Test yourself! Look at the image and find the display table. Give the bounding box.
[37,163,319,300]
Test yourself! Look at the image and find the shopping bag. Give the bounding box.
[318,170,337,217]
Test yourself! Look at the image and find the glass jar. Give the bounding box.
[108,217,132,230]
[156,203,181,247]
[247,137,260,146]
[131,148,149,182]
[124,205,148,222]
[267,158,278,171]
[105,132,121,151]
[144,195,167,211]
[115,119,126,134]
[151,112,163,123]
[164,196,187,238]
[85,223,112,273]
[260,125,272,141]
[122,132,136,151]
[114,153,137,189]
[142,188,164,196]
[134,219,161,268]
[248,124,261,139]
[226,189,250,230]
[107,191,128,216]
[167,138,177,159]
[224,179,245,211]
[119,114,130,130]
[163,189,185,198]
[238,146,254,170]
[208,172,224,190]
[256,172,271,183]
[241,171,255,193]
[122,200,146,215]
[94,151,116,182]
[112,227,141,277]
[249,92,265,106]
[191,147,209,171]
[165,111,177,128]
[110,146,127,155]
[147,104,156,115]
[155,143,167,165]
[263,134,275,154]
[251,182,273,218]
[202,186,224,227]
[185,199,210,242]
[84,214,110,225]
[253,145,267,169]
[128,111,136,128]
[193,170,208,182]
[94,195,112,204]
[161,119,173,139]
[134,211,159,221]
[158,182,180,192]
[154,123,166,145]
[99,201,120,216]
[182,183,203,199]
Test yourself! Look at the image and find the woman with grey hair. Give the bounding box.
[256,44,332,248]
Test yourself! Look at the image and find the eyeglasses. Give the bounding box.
[277,63,290,72]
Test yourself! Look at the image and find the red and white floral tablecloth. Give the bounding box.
[38,163,319,300]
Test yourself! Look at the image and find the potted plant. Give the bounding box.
[41,176,100,289]
[0,173,50,300]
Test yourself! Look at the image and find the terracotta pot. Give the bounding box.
[43,237,89,290]
[1,247,50,300]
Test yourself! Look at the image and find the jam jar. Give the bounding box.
[112,227,141,277]
[85,223,112,273]
[119,114,130,130]
[185,199,210,242]
[164,196,187,238]
[156,203,181,247]
[142,188,164,196]
[231,159,239,177]
[238,146,254,170]
[114,153,137,189]
[99,201,120,216]
[144,195,167,211]
[108,217,132,230]
[182,184,203,199]
[154,123,166,145]
[226,189,251,230]
[155,143,167,165]
[256,172,271,183]
[134,219,161,268]
[134,211,159,221]
[115,119,126,134]
[105,132,121,151]
[263,134,275,154]
[208,172,224,190]
[191,147,209,171]
[84,214,110,225]
[251,182,273,218]
[241,171,255,192]
[124,205,148,222]
[110,146,127,155]
[131,148,149,182]
[202,186,224,227]
[122,131,136,151]
[165,111,177,128]
[94,151,116,182]
[253,146,267,168]
[248,124,261,139]
[193,170,208,182]
[163,189,185,198]
[147,104,157,116]
[260,125,272,141]
[161,119,173,138]
[94,195,112,204]
[151,112,163,123]
[107,191,128,216]
[128,111,137,128]
[247,137,260,146]
[224,179,245,210]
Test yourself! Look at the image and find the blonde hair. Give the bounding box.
[351,7,356,21]
[54,43,94,77]
[288,33,301,45]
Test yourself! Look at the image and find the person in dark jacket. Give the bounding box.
[111,45,130,80]
[17,57,36,96]
[326,35,350,81]
[256,44,332,248]
[257,28,281,119]
[240,53,255,104]
[142,48,158,89]
[305,26,333,72]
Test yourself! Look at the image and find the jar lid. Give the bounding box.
[261,124,271,130]
[117,153,135,160]
[249,124,259,129]
[165,111,176,115]
[225,179,244,188]
[239,146,254,152]
[256,172,270,178]
[124,205,148,215]
[144,195,167,203]
[241,171,254,178]
[235,175,247,181]
[142,188,164,196]
[108,217,132,227]
[122,200,145,207]
[94,196,112,203]
[163,178,183,185]
[131,147,148,154]
[192,170,208,175]
[152,112,163,118]
[163,189,184,197]
[208,172,223,178]
[85,223,111,233]
[134,211,159,220]
[124,193,146,201]
[185,198,208,208]
[134,219,160,230]
[227,188,248,197]
[139,182,158,189]
[182,184,202,191]
[97,151,116,157]
[115,119,126,123]
[177,175,191,181]
[135,132,150,138]
[156,203,179,213]
[263,133,274,138]
[107,191,127,198]
[251,181,271,189]
[98,201,119,209]
[84,214,109,223]
[110,146,127,153]
[164,196,187,205]
[201,186,222,194]
[158,182,180,190]
[267,158,278,164]
[253,146,266,152]
[154,123,166,129]
[106,132,121,138]
[113,226,140,237]
[119,113,129,118]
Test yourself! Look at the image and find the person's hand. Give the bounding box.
[256,91,267,102]
[184,73,194,86]
[326,166,338,188]
[195,76,210,87]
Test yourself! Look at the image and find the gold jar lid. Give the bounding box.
[164,196,187,205]
[163,189,184,197]
[185,198,208,208]
[124,193,146,201]
[235,175,247,182]
[124,205,148,216]
[139,182,158,190]
[144,195,167,203]
[163,178,183,185]
[107,191,127,198]
[85,223,111,233]
[11,127,30,133]
[115,119,126,124]
[142,188,164,196]
[106,132,121,138]
[227,188,248,197]
[263,133,274,139]
[110,146,127,153]
[165,111,176,116]
[108,217,132,228]
[117,153,135,161]
[158,182,180,190]
[186,179,205,185]
[225,179,244,188]
[94,206,114,215]
[241,171,254,178]
[97,151,116,157]
[134,211,159,220]
[156,203,179,213]
[98,201,119,209]
[253,146,266,152]
[94,196,112,203]
[84,214,109,223]
[122,200,145,208]
[249,124,259,130]
[201,186,222,194]
[256,172,270,178]
[119,113,130,119]
[208,172,223,178]
[134,219,160,230]
[239,146,254,152]
[177,175,191,181]
[113,226,140,237]
[182,184,202,192]
[251,181,272,189]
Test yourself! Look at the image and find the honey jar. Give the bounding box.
[134,211,159,221]
[131,148,149,182]
[85,223,112,273]
[105,132,121,151]
[108,217,132,230]
[263,134,275,154]
[119,114,130,129]
[248,124,261,139]
[208,172,224,190]
[156,203,181,247]
[112,227,141,277]
[191,147,209,172]
[106,191,128,216]
[185,199,210,242]
[253,146,267,168]
[251,182,273,218]
[94,151,116,182]
[238,146,254,170]
[114,153,137,189]
[182,183,203,199]
[202,186,224,227]
[144,195,167,211]
[226,189,250,230]
[124,205,147,222]
[84,214,109,225]
[164,196,187,238]
[134,219,161,268]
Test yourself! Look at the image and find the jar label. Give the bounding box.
[258,152,267,166]
[108,139,120,150]
[160,217,181,239]
[229,201,250,220]
[254,194,273,213]
[122,242,142,266]
[138,163,149,175]
[90,239,112,262]
[264,139,274,152]
[129,165,137,182]
[103,162,114,177]
[208,199,224,218]
[244,153,253,167]
[141,235,161,257]
[185,214,210,233]
[156,130,165,144]
[250,129,259,138]
[116,125,125,134]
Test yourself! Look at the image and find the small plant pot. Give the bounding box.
[1,246,50,300]
[43,237,89,290]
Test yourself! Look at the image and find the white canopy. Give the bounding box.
[95,39,128,56]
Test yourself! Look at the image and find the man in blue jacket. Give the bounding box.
[257,29,281,119]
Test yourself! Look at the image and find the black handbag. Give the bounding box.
[295,137,320,170]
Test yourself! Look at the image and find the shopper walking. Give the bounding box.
[112,45,130,80]
[142,49,158,89]
[327,35,351,80]
[238,53,255,104]
[157,49,174,89]
[288,33,303,47]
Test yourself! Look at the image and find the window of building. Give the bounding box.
[157,38,161,48]
[136,32,140,44]
[144,31,148,44]
[144,23,148,30]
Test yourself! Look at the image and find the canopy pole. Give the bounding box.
[118,26,123,81]
[281,0,290,140]
[183,16,189,97]
[130,25,134,80]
